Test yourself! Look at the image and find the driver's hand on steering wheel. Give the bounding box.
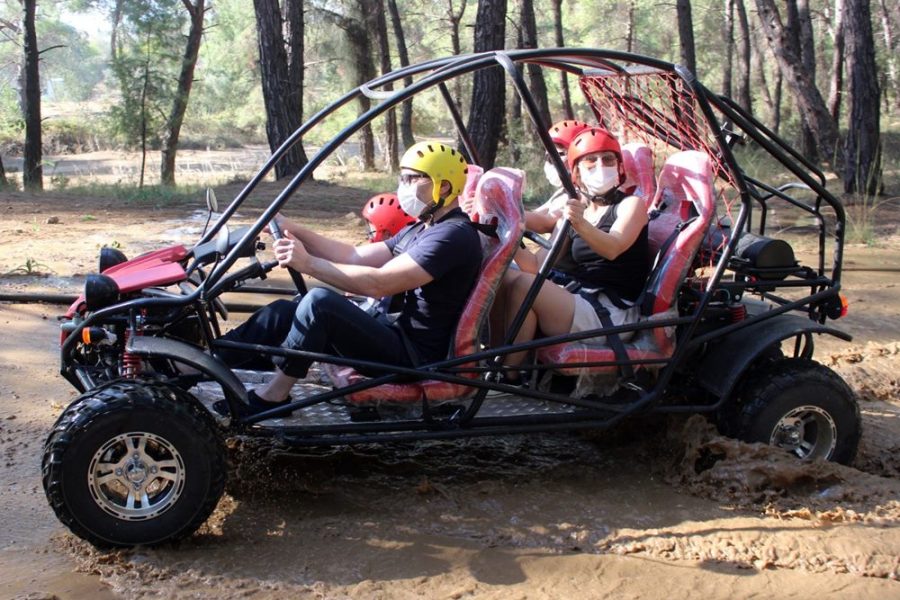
[273,231,310,272]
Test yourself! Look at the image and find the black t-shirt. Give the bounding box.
[385,209,483,362]
[568,202,649,302]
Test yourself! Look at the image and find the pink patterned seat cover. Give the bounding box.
[324,167,526,403]
[536,151,715,375]
[621,142,657,205]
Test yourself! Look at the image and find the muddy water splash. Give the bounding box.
[56,417,900,595]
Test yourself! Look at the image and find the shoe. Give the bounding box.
[213,389,294,418]
[486,371,525,398]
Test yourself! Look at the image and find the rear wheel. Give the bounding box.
[726,358,860,464]
[42,380,226,548]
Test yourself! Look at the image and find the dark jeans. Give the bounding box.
[217,298,298,370]
[219,289,414,379]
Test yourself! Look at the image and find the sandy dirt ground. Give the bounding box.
[1,182,899,599]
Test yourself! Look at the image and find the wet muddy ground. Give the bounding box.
[1,186,899,598]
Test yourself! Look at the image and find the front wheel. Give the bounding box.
[42,380,227,548]
[725,358,861,464]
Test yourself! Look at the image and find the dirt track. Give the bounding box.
[1,185,899,598]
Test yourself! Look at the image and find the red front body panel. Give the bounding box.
[64,245,190,318]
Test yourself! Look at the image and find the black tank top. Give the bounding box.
[568,202,649,302]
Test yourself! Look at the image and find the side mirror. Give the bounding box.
[202,188,219,237]
[215,224,230,257]
[206,188,218,213]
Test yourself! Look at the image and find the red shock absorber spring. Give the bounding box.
[121,328,142,378]
[729,302,747,323]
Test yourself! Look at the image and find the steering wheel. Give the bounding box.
[268,218,309,296]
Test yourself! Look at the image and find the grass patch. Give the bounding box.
[61,182,206,208]
[845,193,897,245]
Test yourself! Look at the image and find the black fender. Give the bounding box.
[695,313,851,403]
[126,336,247,405]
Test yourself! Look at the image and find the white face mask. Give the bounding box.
[397,182,429,219]
[578,164,619,197]
[543,161,563,188]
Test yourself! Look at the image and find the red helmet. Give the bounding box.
[361,193,416,242]
[548,120,591,149]
[567,127,626,186]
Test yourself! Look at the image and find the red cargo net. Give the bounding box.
[579,67,739,261]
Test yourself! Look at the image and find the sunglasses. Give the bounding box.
[579,153,618,167]
[399,173,429,185]
[544,150,567,162]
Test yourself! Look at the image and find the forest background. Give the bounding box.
[0,0,896,210]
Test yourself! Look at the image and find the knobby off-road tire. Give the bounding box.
[727,358,861,464]
[42,380,227,548]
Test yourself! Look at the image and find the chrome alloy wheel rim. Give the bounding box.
[87,432,186,521]
[769,405,837,460]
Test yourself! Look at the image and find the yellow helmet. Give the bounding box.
[399,142,468,205]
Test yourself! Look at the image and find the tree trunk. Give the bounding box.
[447,0,467,109]
[723,0,735,98]
[755,0,839,166]
[0,153,8,187]
[372,0,398,171]
[773,62,783,133]
[842,0,881,195]
[508,19,523,163]
[877,0,899,112]
[735,0,752,113]
[625,0,636,54]
[551,0,573,119]
[465,0,506,168]
[751,26,777,125]
[21,0,42,191]
[254,0,308,180]
[160,0,206,186]
[347,4,375,170]
[139,31,151,189]
[387,0,415,147]
[827,0,846,122]
[793,0,818,161]
[519,0,551,129]
[110,0,124,63]
[676,0,697,75]
[285,0,305,134]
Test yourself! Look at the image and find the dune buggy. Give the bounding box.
[43,48,858,548]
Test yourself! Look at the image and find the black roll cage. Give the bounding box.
[60,48,848,440]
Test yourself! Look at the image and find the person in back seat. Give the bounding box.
[362,192,417,242]
[527,119,591,234]
[514,119,590,275]
[215,142,483,416]
[492,128,649,381]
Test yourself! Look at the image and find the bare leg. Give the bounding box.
[489,270,520,348]
[499,271,577,371]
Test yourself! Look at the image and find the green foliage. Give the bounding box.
[0,85,23,144]
[3,257,53,276]
[106,0,186,148]
[184,0,265,144]
[36,19,106,102]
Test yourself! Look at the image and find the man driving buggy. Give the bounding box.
[216,142,483,416]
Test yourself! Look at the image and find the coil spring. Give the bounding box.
[729,302,747,323]
[121,329,142,378]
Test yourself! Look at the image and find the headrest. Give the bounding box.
[471,167,526,241]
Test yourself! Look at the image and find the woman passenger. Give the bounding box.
[494,127,650,379]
